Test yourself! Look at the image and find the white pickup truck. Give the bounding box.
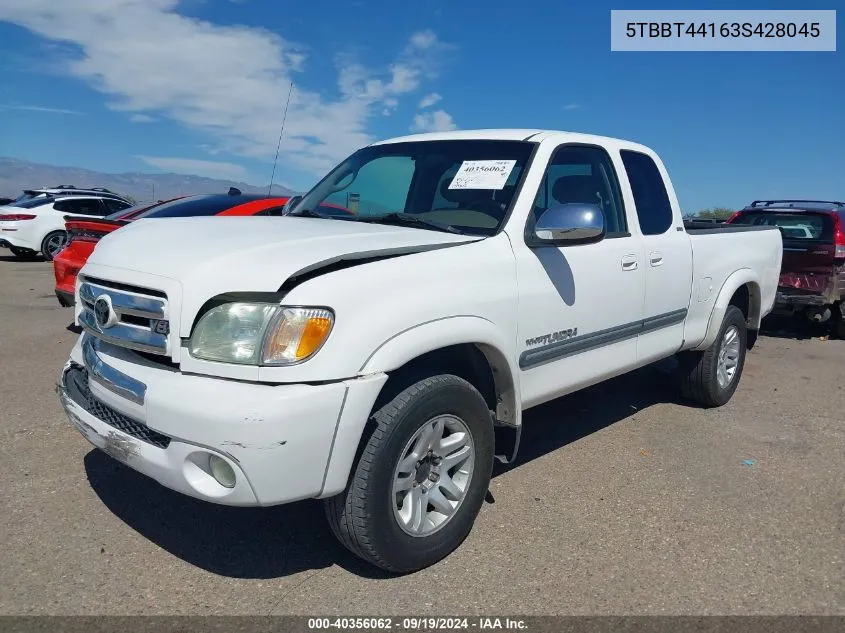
[58,129,782,573]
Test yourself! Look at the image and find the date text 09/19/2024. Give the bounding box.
[307,617,528,630]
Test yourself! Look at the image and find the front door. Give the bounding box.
[514,144,645,409]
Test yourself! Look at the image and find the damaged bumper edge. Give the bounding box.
[58,335,387,507]
[776,267,844,308]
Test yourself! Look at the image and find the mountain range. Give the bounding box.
[0,157,296,203]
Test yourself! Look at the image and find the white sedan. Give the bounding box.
[0,195,131,260]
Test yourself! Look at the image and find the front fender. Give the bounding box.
[694,268,762,351]
[359,315,521,427]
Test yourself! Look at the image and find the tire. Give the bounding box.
[678,305,747,408]
[40,231,67,262]
[8,246,38,260]
[832,303,845,340]
[325,374,495,573]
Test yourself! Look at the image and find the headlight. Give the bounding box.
[189,302,279,364]
[189,302,334,366]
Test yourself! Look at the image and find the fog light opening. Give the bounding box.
[209,454,236,488]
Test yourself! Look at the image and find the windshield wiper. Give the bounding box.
[357,213,461,234]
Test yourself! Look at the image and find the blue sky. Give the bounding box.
[0,0,842,213]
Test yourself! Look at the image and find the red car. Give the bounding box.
[725,199,845,336]
[53,192,290,306]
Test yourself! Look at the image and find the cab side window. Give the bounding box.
[620,150,673,236]
[531,145,627,236]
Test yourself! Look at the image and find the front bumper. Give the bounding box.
[58,334,387,506]
[55,289,75,307]
[53,242,91,304]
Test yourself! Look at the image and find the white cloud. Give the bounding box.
[1,104,83,115]
[410,109,457,133]
[418,92,442,109]
[562,103,581,110]
[0,1,452,176]
[129,113,155,123]
[137,155,248,179]
[409,30,438,49]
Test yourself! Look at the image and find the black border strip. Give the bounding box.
[519,308,687,370]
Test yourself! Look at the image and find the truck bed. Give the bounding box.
[682,225,782,348]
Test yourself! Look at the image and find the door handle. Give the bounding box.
[621,254,638,271]
[649,251,664,267]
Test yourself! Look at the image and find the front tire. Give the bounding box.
[678,305,748,408]
[325,374,494,573]
[40,231,67,261]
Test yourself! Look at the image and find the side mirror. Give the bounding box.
[281,195,303,215]
[533,203,605,245]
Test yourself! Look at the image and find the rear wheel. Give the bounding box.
[325,374,494,573]
[678,305,747,408]
[40,231,67,261]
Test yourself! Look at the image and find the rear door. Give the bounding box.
[731,210,837,294]
[619,150,692,365]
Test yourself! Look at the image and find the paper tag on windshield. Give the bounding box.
[448,160,516,190]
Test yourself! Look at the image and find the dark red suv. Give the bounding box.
[726,200,845,337]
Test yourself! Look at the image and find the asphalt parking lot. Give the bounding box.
[0,255,842,616]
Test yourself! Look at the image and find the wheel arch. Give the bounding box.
[694,269,762,351]
[359,316,521,461]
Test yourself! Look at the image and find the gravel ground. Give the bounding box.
[0,256,842,615]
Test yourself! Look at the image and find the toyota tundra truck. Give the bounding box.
[57,129,783,573]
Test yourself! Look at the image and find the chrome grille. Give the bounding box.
[64,363,171,449]
[78,277,170,356]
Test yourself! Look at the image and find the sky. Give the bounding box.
[0,0,842,213]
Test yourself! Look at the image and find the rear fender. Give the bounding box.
[694,269,762,351]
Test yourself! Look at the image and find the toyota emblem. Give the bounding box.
[93,295,118,330]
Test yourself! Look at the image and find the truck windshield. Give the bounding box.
[290,140,536,236]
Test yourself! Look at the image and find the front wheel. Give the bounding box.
[678,305,748,408]
[325,374,494,573]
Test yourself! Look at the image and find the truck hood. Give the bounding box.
[84,216,481,323]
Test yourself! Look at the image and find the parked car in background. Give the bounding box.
[0,194,134,261]
[12,185,133,206]
[58,129,782,573]
[53,193,290,306]
[725,199,845,337]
